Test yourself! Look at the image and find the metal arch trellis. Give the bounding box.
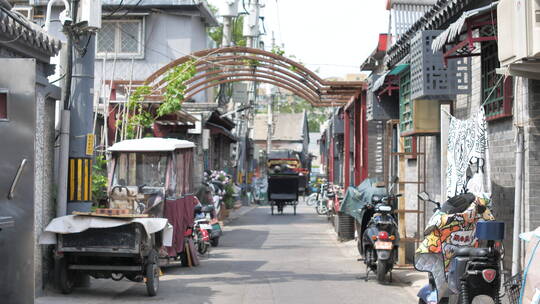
[120,46,365,107]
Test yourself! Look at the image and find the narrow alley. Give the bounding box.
[36,204,417,304]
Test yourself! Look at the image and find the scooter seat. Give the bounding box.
[454,247,489,257]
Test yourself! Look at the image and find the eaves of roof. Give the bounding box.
[385,0,478,68]
[0,9,61,58]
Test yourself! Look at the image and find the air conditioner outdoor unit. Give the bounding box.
[77,0,101,30]
[498,0,540,67]
[218,0,239,17]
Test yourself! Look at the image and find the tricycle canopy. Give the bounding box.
[107,138,196,214]
[108,137,195,152]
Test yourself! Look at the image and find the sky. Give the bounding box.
[209,0,390,79]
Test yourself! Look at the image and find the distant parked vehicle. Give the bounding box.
[267,152,301,215]
[307,179,333,215]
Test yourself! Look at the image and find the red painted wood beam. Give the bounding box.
[354,96,362,185]
[329,137,334,183]
[361,91,368,181]
[344,107,351,189]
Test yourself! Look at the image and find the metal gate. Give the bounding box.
[0,59,37,303]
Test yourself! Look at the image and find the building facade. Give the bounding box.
[0,3,61,300]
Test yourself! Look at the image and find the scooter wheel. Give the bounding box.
[376,260,388,283]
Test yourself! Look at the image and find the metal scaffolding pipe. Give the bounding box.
[512,126,524,275]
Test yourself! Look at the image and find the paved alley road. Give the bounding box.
[37,204,417,304]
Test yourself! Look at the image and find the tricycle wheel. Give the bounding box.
[55,257,74,294]
[179,251,189,267]
[271,204,274,215]
[293,205,297,215]
[145,250,160,297]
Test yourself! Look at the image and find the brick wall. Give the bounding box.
[526,79,540,232]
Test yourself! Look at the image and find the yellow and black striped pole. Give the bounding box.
[68,157,93,202]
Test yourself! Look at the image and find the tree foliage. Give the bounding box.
[92,155,108,203]
[122,60,197,139]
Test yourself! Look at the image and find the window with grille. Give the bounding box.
[481,41,512,121]
[399,69,412,134]
[403,136,417,155]
[97,19,144,59]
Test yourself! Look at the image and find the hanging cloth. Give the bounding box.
[446,109,489,198]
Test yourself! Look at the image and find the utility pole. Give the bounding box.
[46,0,99,216]
[219,0,239,47]
[266,94,273,154]
[266,32,275,156]
[239,0,262,204]
[49,0,101,214]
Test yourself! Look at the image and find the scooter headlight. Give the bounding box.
[378,205,392,212]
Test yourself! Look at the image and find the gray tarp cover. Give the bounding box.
[341,178,387,221]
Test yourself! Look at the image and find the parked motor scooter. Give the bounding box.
[416,191,504,304]
[193,204,212,255]
[358,188,401,283]
[307,179,332,215]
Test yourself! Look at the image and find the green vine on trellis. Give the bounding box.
[123,60,196,139]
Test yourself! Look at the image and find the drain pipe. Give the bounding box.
[512,126,524,276]
[56,110,70,216]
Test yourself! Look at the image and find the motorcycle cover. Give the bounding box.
[414,194,494,301]
[340,178,387,222]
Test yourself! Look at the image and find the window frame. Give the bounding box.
[0,89,8,122]
[96,17,146,60]
[481,40,513,121]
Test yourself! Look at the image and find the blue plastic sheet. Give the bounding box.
[340,178,387,221]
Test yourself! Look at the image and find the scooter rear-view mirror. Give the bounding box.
[418,191,430,201]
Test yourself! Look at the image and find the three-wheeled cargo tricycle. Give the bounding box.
[267,150,302,215]
[42,138,199,297]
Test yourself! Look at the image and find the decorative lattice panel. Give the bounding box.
[410,30,470,100]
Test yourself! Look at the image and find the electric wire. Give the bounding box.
[105,0,125,17]
[120,0,144,17]
[50,74,66,84]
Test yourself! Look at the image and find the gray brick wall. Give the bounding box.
[527,79,540,232]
